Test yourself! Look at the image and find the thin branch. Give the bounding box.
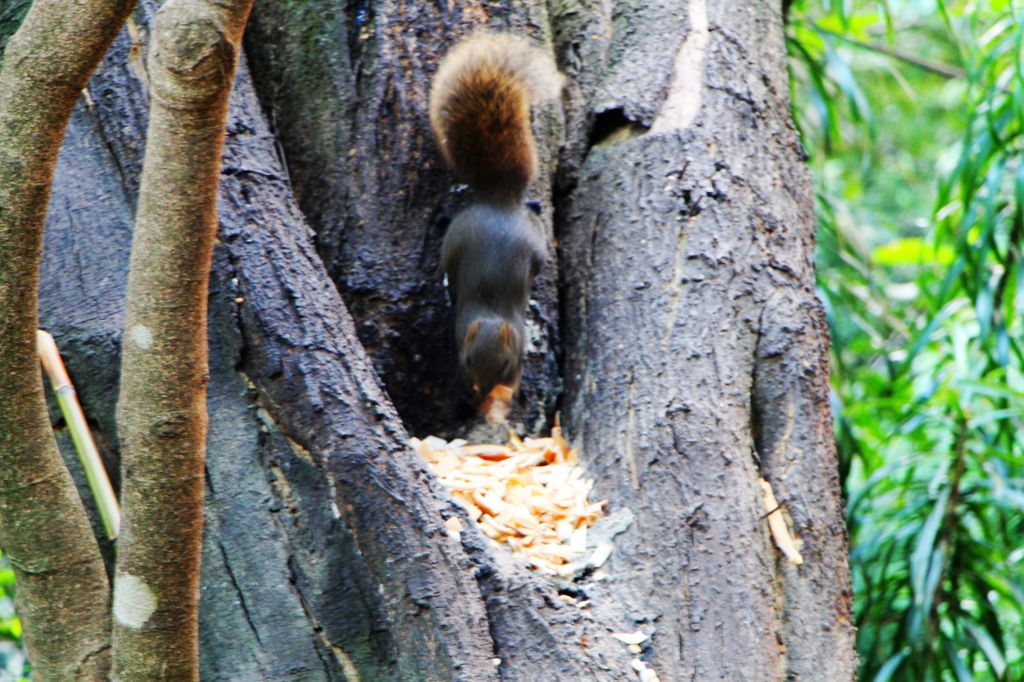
[818,27,966,79]
[112,0,253,678]
[0,0,133,677]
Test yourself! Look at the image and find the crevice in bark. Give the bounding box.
[586,107,649,150]
[219,542,263,646]
[86,87,135,202]
[750,302,769,470]
[345,0,371,69]
[76,642,113,678]
[242,2,563,437]
[284,555,351,679]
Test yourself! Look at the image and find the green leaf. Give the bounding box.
[872,648,909,682]
[910,487,949,611]
[964,621,1007,676]
[871,237,955,267]
[943,640,975,682]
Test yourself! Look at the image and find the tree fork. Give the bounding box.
[112,0,253,678]
[0,0,133,677]
[15,0,860,677]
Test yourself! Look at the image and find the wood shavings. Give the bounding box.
[609,631,648,646]
[622,647,663,675]
[759,478,804,565]
[413,425,605,575]
[609,626,660,681]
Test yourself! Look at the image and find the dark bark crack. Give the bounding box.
[219,542,263,647]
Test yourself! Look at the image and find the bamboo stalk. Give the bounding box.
[36,330,121,540]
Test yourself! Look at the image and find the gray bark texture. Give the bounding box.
[556,2,856,679]
[31,0,855,679]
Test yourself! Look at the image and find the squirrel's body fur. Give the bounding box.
[429,33,562,420]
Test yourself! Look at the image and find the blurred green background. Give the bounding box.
[1,1,1023,680]
[791,0,1024,678]
[0,552,25,680]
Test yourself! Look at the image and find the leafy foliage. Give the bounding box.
[0,552,26,680]
[790,1,1024,679]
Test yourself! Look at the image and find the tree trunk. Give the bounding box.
[29,0,855,678]
[557,2,857,678]
[111,0,253,678]
[0,0,132,677]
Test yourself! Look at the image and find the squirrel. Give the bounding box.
[429,33,563,423]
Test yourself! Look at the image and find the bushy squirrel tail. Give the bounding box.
[429,32,562,201]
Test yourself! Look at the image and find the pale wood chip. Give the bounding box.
[461,444,514,460]
[588,542,613,568]
[432,451,463,477]
[444,516,464,540]
[451,495,482,521]
[569,525,587,554]
[478,520,501,539]
[556,519,574,542]
[610,631,648,646]
[423,435,448,451]
[759,478,804,565]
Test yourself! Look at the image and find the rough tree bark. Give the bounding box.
[243,0,563,436]
[17,0,855,679]
[0,0,131,677]
[111,0,253,678]
[557,2,857,678]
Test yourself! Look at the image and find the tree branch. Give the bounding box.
[818,27,966,79]
[0,0,133,677]
[112,0,253,678]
